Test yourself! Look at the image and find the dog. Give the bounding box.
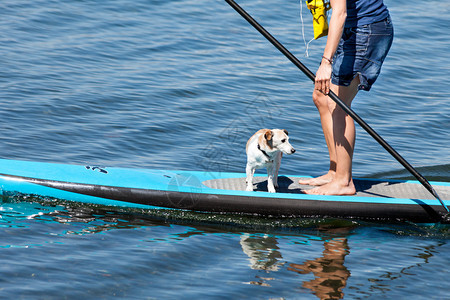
[246,129,295,193]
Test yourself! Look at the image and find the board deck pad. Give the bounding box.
[203,176,450,200]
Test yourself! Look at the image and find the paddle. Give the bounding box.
[225,0,449,214]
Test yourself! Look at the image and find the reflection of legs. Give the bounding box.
[288,237,350,299]
[304,76,359,195]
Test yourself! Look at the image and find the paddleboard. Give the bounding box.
[0,159,449,223]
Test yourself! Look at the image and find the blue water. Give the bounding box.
[1,0,449,298]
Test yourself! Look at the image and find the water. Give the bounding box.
[0,0,449,298]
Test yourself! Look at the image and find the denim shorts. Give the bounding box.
[331,16,394,91]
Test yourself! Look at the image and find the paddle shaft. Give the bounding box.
[225,0,448,213]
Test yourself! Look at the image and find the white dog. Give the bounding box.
[246,129,295,193]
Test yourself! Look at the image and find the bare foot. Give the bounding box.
[303,180,356,196]
[298,172,334,186]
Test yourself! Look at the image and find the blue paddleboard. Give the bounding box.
[0,159,449,223]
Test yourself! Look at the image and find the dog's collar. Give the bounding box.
[257,144,272,162]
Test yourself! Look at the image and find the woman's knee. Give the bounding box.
[312,90,329,110]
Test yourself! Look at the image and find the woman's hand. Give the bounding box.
[315,58,332,95]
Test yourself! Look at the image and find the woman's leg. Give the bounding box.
[305,76,360,195]
[298,89,336,186]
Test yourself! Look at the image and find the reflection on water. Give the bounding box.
[240,234,283,272]
[240,225,352,299]
[288,237,350,299]
[1,197,448,299]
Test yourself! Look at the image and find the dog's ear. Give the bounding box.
[264,130,273,141]
[283,129,289,136]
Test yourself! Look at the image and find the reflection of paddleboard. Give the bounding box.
[0,159,449,223]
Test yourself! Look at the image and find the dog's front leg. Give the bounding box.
[246,163,255,191]
[266,163,276,193]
